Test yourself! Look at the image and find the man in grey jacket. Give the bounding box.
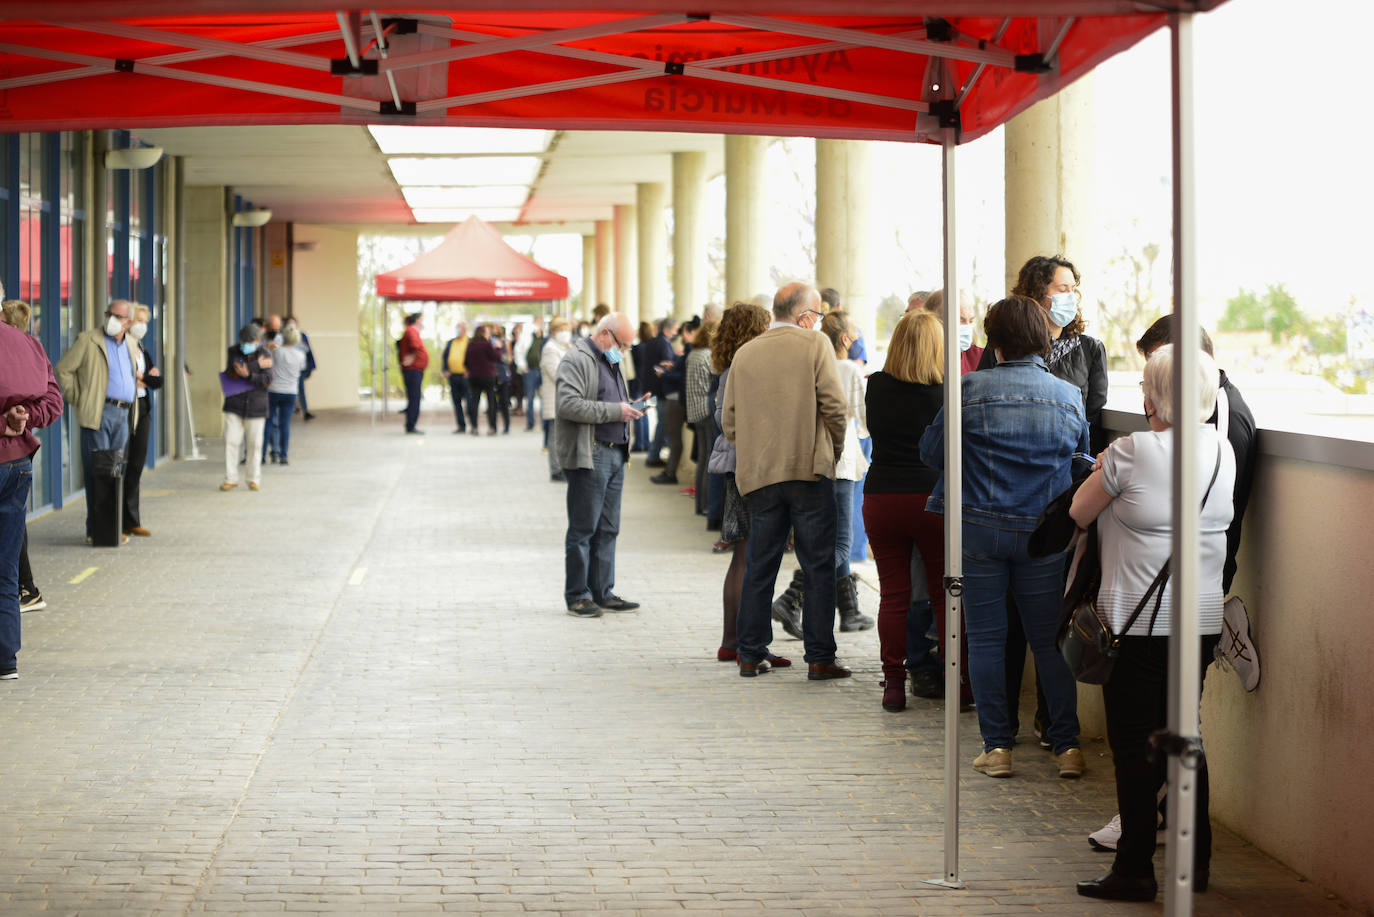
[555,313,645,618]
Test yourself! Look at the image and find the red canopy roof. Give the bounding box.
[0,3,1221,144]
[375,216,570,301]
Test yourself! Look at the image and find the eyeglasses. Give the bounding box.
[607,327,628,351]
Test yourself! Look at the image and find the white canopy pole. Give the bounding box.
[1165,10,1201,916]
[927,120,964,891]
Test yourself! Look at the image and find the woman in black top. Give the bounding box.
[862,311,947,712]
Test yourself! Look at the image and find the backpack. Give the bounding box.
[527,333,546,371]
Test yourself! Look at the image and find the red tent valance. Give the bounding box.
[0,3,1221,144]
[376,215,570,301]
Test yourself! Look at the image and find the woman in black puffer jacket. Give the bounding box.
[978,255,1108,454]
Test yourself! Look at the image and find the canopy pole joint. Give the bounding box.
[1148,729,1204,770]
[943,575,963,598]
[331,58,379,76]
[929,99,960,131]
[114,58,135,73]
[687,12,710,21]
[1014,53,1052,73]
[384,18,419,36]
[924,18,953,42]
[379,100,416,116]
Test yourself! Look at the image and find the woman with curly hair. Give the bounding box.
[706,303,789,669]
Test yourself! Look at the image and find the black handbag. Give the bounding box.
[1057,445,1222,685]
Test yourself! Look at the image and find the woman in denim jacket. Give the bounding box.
[920,296,1089,780]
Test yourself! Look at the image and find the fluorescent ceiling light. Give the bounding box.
[369,126,553,155]
[388,156,541,186]
[402,186,529,209]
[411,208,523,224]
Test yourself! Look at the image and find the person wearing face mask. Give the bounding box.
[919,296,1089,780]
[554,313,645,617]
[56,299,142,545]
[121,305,162,537]
[539,317,574,481]
[922,289,985,375]
[219,323,273,492]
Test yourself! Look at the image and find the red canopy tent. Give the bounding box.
[0,4,1215,145]
[0,3,1228,910]
[375,215,569,301]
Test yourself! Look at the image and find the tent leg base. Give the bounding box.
[923,878,965,890]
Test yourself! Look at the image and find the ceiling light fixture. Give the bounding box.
[233,209,273,227]
[104,147,164,170]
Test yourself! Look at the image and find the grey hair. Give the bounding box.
[1143,344,1219,425]
[282,326,300,347]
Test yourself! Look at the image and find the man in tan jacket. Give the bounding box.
[723,283,850,680]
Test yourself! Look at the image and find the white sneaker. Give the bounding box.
[1088,813,1121,851]
[1215,596,1261,692]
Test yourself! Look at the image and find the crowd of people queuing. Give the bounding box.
[219,314,316,491]
[513,252,1261,903]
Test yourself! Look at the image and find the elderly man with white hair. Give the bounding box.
[555,312,646,618]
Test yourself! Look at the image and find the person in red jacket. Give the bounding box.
[399,312,429,435]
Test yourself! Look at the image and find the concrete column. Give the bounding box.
[815,138,876,347]
[580,233,597,317]
[725,135,770,307]
[613,203,639,325]
[594,219,614,315]
[636,182,667,324]
[261,222,291,319]
[183,185,230,437]
[672,151,708,321]
[290,224,360,410]
[1004,76,1096,293]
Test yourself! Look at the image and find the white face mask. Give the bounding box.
[958,323,974,352]
[129,322,148,341]
[105,315,126,337]
[554,329,572,345]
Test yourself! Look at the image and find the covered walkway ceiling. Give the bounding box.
[129,125,724,230]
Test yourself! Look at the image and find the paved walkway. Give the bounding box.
[2,406,1349,915]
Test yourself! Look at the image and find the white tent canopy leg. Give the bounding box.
[1165,10,1202,917]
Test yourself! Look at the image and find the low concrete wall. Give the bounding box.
[1204,454,1374,913]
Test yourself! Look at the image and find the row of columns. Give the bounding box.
[584,77,1092,346]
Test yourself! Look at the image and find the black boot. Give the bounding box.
[837,573,875,632]
[770,569,805,640]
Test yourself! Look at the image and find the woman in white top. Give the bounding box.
[539,318,573,482]
[820,311,872,632]
[123,304,162,536]
[1069,344,1235,902]
[263,326,308,465]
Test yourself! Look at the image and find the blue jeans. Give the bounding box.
[907,545,939,675]
[563,443,625,604]
[0,458,33,670]
[448,375,470,431]
[262,392,296,460]
[523,368,541,428]
[961,521,1080,753]
[833,478,855,578]
[80,402,131,538]
[849,437,872,563]
[738,478,838,665]
[402,369,423,431]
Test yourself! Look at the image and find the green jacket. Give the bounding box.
[54,329,140,430]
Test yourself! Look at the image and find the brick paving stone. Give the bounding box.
[0,407,1355,915]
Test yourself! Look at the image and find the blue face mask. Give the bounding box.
[241,342,258,355]
[603,345,622,365]
[958,324,974,352]
[1048,292,1078,328]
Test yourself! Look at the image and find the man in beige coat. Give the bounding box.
[723,283,850,680]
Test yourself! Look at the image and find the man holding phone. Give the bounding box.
[555,313,645,618]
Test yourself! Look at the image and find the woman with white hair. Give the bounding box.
[1069,344,1235,903]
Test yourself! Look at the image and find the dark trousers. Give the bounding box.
[18,528,34,593]
[402,368,423,431]
[691,419,713,513]
[80,403,131,541]
[296,375,310,415]
[563,443,625,604]
[123,403,151,529]
[738,478,838,665]
[659,397,686,475]
[448,375,470,431]
[262,392,296,461]
[468,377,500,431]
[862,491,947,682]
[523,368,541,428]
[1104,634,1220,880]
[0,458,32,669]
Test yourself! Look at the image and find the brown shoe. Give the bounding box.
[738,659,772,678]
[807,660,852,681]
[248,482,260,491]
[973,747,1013,778]
[219,482,237,491]
[1057,747,1086,779]
[123,526,152,537]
